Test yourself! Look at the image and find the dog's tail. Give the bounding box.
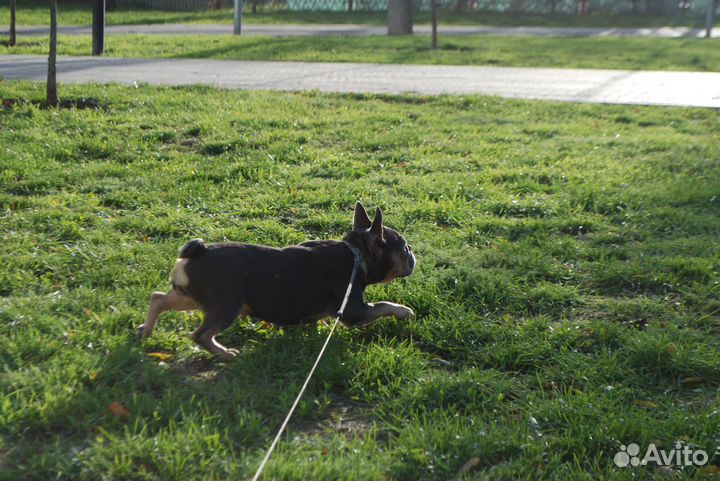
[179,238,207,258]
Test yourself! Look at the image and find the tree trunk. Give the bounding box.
[252,0,257,13]
[47,0,58,108]
[9,0,16,46]
[645,0,664,15]
[348,0,353,12]
[454,0,471,12]
[707,0,716,38]
[387,0,412,35]
[577,0,589,15]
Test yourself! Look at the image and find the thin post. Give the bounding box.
[707,0,716,38]
[47,0,58,108]
[234,0,243,35]
[431,0,437,49]
[9,0,16,46]
[92,0,104,55]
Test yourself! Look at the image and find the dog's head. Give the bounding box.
[344,202,415,285]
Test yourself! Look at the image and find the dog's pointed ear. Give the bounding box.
[370,207,384,242]
[353,202,372,231]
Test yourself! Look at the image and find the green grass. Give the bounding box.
[0,0,708,27]
[1,81,720,481]
[3,34,720,71]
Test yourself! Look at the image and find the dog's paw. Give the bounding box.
[137,324,151,338]
[216,348,240,361]
[393,305,415,320]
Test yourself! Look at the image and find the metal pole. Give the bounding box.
[431,0,437,49]
[234,0,243,35]
[706,0,716,38]
[92,0,104,55]
[9,0,16,46]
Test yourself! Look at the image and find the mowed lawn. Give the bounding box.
[1,82,719,481]
[3,34,720,71]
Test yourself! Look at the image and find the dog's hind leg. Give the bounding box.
[191,303,249,360]
[139,288,199,338]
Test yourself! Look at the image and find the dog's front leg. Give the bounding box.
[341,301,415,327]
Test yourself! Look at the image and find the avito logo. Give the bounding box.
[614,442,708,468]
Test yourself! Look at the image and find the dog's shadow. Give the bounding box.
[8,319,387,478]
[83,323,357,447]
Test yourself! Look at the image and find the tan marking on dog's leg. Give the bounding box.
[169,258,190,288]
[192,330,239,360]
[190,304,248,360]
[139,288,199,338]
[371,301,415,320]
[342,301,415,327]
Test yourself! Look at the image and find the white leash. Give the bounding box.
[250,248,361,481]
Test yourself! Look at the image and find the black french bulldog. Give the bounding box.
[139,202,416,359]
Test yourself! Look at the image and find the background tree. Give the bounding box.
[106,0,117,12]
[547,0,557,15]
[9,0,16,46]
[511,0,525,14]
[645,0,665,15]
[47,0,58,108]
[706,0,716,38]
[387,0,413,35]
[454,0,472,11]
[577,0,589,15]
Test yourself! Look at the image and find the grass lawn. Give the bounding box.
[2,34,720,71]
[0,0,709,27]
[1,81,719,481]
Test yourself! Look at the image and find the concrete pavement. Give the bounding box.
[4,23,719,38]
[1,54,719,107]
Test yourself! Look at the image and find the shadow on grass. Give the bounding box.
[168,36,336,61]
[2,96,106,110]
[3,323,359,476]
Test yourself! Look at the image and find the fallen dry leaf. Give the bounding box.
[457,457,480,477]
[147,352,173,362]
[680,376,704,385]
[108,402,130,417]
[701,465,720,476]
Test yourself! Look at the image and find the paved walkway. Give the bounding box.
[1,55,719,108]
[4,23,719,38]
